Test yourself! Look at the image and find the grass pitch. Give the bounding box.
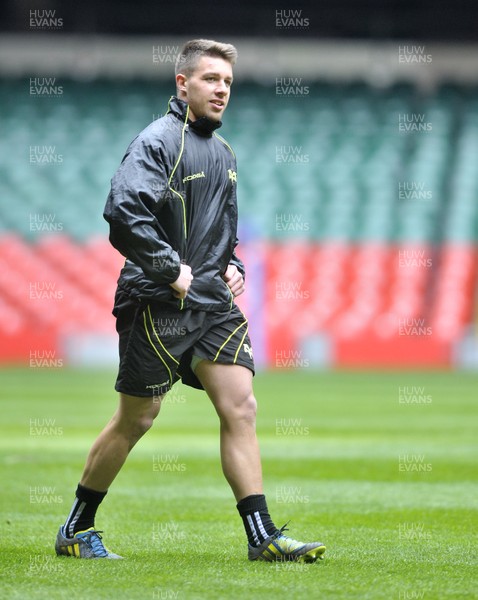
[0,368,476,599]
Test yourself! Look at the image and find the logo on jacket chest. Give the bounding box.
[182,171,205,183]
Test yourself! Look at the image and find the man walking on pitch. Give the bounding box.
[55,39,325,562]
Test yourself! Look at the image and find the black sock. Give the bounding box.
[236,494,279,547]
[62,483,107,538]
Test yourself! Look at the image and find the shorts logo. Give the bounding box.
[243,344,253,359]
[146,381,169,389]
[146,381,169,395]
[228,169,237,183]
[182,171,205,183]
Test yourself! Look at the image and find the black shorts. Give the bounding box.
[112,290,255,397]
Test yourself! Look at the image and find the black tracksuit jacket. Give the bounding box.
[104,96,245,312]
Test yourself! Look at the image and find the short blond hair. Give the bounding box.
[175,39,237,76]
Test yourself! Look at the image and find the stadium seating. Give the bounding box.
[0,78,477,365]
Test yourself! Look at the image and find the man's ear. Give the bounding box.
[176,73,187,95]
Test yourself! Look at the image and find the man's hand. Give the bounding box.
[223,264,245,297]
[170,263,193,299]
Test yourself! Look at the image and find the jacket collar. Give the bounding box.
[167,96,222,136]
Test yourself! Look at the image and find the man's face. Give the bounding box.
[176,55,233,122]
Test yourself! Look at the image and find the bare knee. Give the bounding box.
[219,391,257,428]
[131,413,155,439]
[124,411,158,448]
[243,393,257,421]
[115,393,162,448]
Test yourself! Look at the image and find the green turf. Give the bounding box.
[0,368,476,599]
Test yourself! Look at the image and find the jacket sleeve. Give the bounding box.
[104,132,181,284]
[227,158,246,281]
